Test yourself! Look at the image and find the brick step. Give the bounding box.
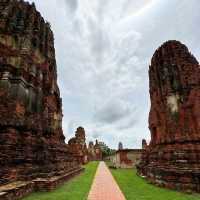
[0,167,84,200]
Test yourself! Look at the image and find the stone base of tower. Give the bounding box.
[0,127,84,199]
[137,143,200,192]
[143,166,200,192]
[0,167,84,200]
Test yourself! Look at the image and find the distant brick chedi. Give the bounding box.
[88,140,103,161]
[68,127,88,165]
[0,0,81,196]
[137,40,200,192]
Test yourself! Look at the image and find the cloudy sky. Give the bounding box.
[28,0,200,149]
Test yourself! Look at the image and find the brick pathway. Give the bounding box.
[87,161,126,200]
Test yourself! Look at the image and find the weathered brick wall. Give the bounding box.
[114,150,142,168]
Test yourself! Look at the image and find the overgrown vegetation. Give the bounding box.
[22,162,98,200]
[110,168,200,200]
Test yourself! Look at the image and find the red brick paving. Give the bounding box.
[87,161,126,200]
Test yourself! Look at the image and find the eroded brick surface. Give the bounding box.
[68,127,88,165]
[88,140,103,161]
[137,40,200,192]
[0,0,80,193]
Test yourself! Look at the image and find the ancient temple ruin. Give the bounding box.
[137,40,200,192]
[0,0,81,199]
[142,139,147,149]
[118,142,123,150]
[88,140,103,161]
[68,127,88,164]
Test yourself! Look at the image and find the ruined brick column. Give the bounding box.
[137,40,200,192]
[87,140,103,161]
[88,141,95,161]
[68,127,88,164]
[0,0,81,192]
[142,139,147,149]
[94,140,103,161]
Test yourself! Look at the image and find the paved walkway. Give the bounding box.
[87,161,126,200]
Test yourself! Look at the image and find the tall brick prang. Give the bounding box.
[137,40,200,192]
[0,1,81,198]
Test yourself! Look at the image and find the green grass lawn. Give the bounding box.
[22,162,98,200]
[110,168,200,200]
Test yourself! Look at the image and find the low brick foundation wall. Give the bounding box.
[34,168,84,191]
[0,168,84,200]
[0,182,34,200]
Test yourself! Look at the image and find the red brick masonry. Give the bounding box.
[137,40,200,192]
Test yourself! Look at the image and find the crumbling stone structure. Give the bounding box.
[0,1,81,199]
[113,149,142,168]
[87,141,96,161]
[137,40,200,192]
[118,142,123,150]
[88,140,103,161]
[68,127,88,164]
[142,139,147,149]
[94,140,103,161]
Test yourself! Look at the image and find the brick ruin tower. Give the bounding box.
[142,139,147,149]
[68,127,88,164]
[137,40,200,192]
[0,0,81,197]
[94,140,103,161]
[118,142,123,150]
[88,141,95,161]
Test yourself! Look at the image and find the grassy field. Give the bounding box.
[22,162,98,200]
[110,168,200,200]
